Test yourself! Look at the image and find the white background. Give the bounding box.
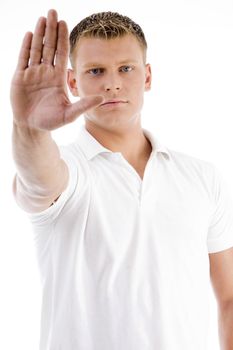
[0,0,233,349]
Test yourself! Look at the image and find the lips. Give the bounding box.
[101,100,127,106]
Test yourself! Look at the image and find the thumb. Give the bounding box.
[64,95,104,124]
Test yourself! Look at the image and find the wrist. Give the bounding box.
[12,120,51,140]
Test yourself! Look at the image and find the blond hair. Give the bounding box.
[69,11,147,68]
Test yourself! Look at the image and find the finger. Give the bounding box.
[29,16,46,65]
[55,20,69,70]
[42,9,58,65]
[16,32,33,70]
[64,96,104,124]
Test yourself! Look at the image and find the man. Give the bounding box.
[11,8,233,350]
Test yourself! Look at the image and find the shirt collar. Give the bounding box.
[75,124,171,161]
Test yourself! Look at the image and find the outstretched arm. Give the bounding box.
[11,9,103,213]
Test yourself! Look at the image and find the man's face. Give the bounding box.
[68,34,152,131]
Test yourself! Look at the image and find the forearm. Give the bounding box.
[12,122,68,211]
[218,301,233,350]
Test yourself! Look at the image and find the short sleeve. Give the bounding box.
[207,165,233,253]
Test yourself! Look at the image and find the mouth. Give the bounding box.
[100,100,128,106]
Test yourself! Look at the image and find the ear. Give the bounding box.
[67,69,79,97]
[144,63,152,91]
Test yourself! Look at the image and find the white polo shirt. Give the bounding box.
[27,124,233,350]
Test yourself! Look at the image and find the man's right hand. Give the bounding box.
[10,9,103,131]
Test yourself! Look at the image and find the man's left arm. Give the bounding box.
[209,246,233,350]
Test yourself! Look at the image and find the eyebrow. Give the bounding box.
[82,60,139,69]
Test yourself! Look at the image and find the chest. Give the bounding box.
[126,154,151,181]
[87,157,211,252]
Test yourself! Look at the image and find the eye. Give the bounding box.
[121,66,133,72]
[88,68,103,75]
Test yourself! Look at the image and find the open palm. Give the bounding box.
[10,10,103,131]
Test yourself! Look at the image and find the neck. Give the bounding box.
[84,120,152,164]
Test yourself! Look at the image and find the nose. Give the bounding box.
[104,73,121,92]
[105,86,120,91]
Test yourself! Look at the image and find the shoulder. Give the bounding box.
[166,147,217,189]
[168,149,216,172]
